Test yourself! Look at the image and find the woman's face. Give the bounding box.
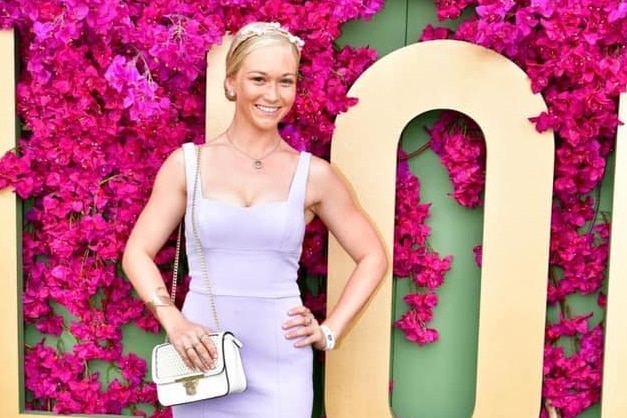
[227,42,299,132]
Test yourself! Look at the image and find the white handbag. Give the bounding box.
[151,145,247,406]
[152,332,247,406]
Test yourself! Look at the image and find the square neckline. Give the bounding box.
[196,148,306,210]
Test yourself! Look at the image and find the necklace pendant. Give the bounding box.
[253,160,263,170]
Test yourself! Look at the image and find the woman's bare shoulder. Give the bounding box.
[306,154,354,206]
[157,146,185,174]
[307,154,333,176]
[308,154,345,186]
[151,146,187,194]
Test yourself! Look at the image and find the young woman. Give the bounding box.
[122,21,388,418]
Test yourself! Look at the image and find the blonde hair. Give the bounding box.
[224,22,303,100]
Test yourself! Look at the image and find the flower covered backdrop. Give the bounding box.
[1,0,626,417]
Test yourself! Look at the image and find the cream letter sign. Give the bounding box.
[327,40,554,418]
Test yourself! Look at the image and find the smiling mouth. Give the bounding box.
[255,104,280,114]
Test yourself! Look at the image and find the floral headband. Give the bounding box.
[231,22,305,54]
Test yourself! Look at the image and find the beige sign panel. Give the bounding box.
[327,40,554,417]
[0,29,22,418]
[601,93,627,418]
[205,35,235,140]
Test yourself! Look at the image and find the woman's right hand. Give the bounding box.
[164,313,218,372]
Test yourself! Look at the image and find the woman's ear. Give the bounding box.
[224,79,236,101]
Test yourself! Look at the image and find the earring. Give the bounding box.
[228,90,235,98]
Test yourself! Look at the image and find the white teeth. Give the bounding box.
[256,105,279,113]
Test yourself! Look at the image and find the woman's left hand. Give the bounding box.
[283,305,325,349]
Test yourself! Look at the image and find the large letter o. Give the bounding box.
[327,40,554,418]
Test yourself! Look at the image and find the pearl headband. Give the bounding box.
[231,22,305,54]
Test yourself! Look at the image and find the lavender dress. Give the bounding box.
[173,143,313,418]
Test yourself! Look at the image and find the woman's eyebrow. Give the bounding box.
[246,71,297,77]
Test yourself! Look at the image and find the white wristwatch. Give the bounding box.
[320,324,336,351]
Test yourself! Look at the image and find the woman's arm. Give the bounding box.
[286,156,388,350]
[122,147,216,370]
[122,149,186,308]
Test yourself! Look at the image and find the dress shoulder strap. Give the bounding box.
[288,151,312,206]
[181,142,199,201]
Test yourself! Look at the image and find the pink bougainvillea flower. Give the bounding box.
[3,0,626,415]
[394,309,439,346]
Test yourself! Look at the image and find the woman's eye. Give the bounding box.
[280,79,295,86]
[251,77,265,84]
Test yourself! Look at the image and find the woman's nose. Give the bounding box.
[265,83,280,101]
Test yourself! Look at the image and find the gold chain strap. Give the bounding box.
[190,145,222,331]
[164,224,183,343]
[170,223,182,306]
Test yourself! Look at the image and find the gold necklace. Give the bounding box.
[225,131,282,170]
